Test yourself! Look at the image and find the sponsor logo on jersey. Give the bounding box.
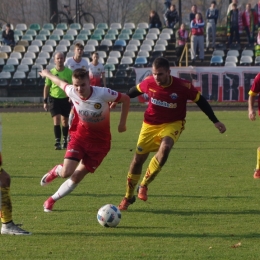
[151,97,177,108]
[170,93,178,99]
[94,103,102,109]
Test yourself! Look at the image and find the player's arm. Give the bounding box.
[43,84,50,111]
[116,93,130,133]
[195,94,226,133]
[248,93,257,121]
[127,85,143,98]
[39,70,67,91]
[109,86,142,109]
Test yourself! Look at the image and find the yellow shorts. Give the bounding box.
[136,120,185,154]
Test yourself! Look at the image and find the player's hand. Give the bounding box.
[249,109,256,121]
[110,102,118,109]
[118,124,126,133]
[214,122,226,133]
[39,69,50,78]
[43,103,48,112]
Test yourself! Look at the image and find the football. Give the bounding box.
[97,204,121,227]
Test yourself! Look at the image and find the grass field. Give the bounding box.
[1,110,260,260]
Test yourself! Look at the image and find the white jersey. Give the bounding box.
[89,62,105,87]
[64,57,89,71]
[64,85,121,141]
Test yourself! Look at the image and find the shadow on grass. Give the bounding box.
[35,231,260,239]
[129,208,260,215]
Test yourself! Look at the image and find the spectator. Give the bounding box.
[175,23,189,65]
[149,10,162,29]
[254,0,260,27]
[227,0,243,34]
[227,3,240,47]
[164,4,179,29]
[190,13,205,65]
[242,3,258,45]
[206,1,219,51]
[189,5,198,22]
[2,24,15,46]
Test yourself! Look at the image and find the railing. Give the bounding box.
[178,42,189,67]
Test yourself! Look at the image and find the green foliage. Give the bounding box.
[1,111,260,259]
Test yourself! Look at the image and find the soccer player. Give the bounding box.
[64,42,89,71]
[117,57,226,210]
[248,73,260,178]
[89,52,106,87]
[38,68,130,212]
[65,42,89,131]
[0,124,31,235]
[43,52,73,150]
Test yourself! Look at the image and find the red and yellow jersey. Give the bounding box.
[137,75,200,125]
[249,73,260,96]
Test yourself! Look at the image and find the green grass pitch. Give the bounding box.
[1,110,260,259]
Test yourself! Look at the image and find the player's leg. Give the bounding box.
[254,147,260,178]
[40,163,63,186]
[53,114,62,150]
[118,153,149,210]
[138,121,185,201]
[0,168,31,235]
[119,122,155,210]
[40,133,80,187]
[61,115,69,149]
[43,159,80,212]
[49,98,62,150]
[60,99,71,149]
[138,136,173,201]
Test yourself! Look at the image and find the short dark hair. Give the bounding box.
[74,42,84,49]
[152,57,170,70]
[73,68,89,80]
[211,1,216,5]
[6,23,10,28]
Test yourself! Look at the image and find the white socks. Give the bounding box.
[51,178,78,201]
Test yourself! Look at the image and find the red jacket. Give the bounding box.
[241,10,258,27]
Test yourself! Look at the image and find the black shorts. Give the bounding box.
[49,97,71,118]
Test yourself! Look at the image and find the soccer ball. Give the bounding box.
[97,204,121,227]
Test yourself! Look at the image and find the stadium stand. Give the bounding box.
[0,20,258,97]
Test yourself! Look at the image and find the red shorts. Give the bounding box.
[65,136,111,173]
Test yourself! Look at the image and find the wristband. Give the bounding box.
[44,98,48,104]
